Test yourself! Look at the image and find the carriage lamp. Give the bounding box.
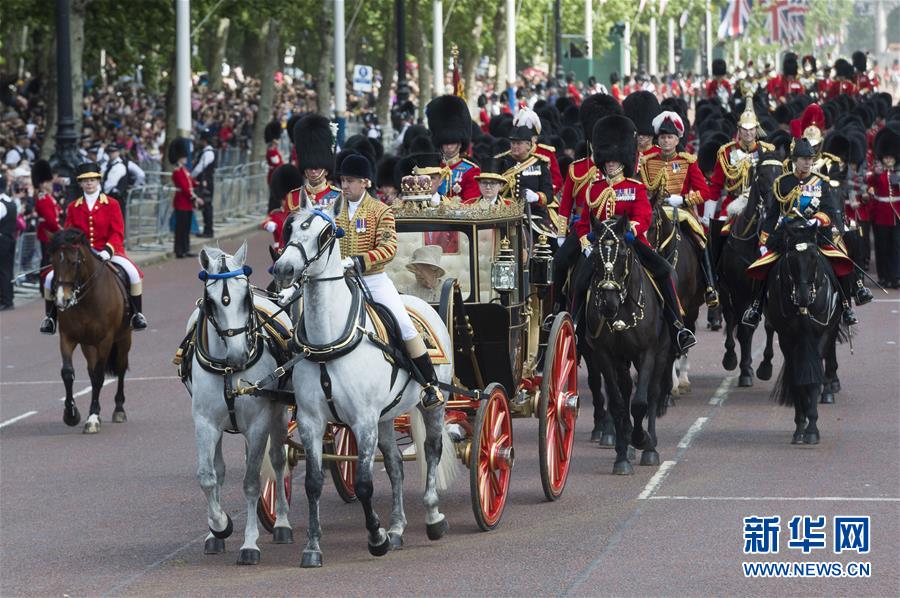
[491,238,517,293]
[529,235,553,287]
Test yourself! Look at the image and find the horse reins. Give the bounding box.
[53,245,105,310]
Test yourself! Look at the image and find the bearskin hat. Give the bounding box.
[376,155,400,189]
[834,58,854,79]
[822,131,851,163]
[344,134,377,171]
[264,121,282,144]
[697,141,721,177]
[555,96,574,115]
[31,159,53,186]
[562,104,581,128]
[560,126,580,151]
[874,122,900,160]
[845,130,868,167]
[535,104,562,135]
[167,137,190,165]
[782,52,799,77]
[852,51,867,73]
[270,164,304,200]
[592,115,638,178]
[622,91,660,137]
[426,95,473,150]
[712,58,727,77]
[579,93,623,141]
[293,114,335,171]
[394,152,442,188]
[401,124,431,155]
[488,114,514,139]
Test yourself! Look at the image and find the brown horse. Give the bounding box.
[49,228,132,433]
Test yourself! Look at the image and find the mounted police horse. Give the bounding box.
[717,155,781,386]
[178,243,294,565]
[272,196,457,567]
[762,220,842,444]
[584,217,673,474]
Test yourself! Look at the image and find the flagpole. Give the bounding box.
[667,17,675,75]
[433,0,444,95]
[705,1,712,76]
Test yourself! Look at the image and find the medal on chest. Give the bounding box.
[355,217,366,233]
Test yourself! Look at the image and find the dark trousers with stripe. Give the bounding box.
[873,223,900,283]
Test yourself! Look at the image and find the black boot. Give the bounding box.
[411,353,444,410]
[130,295,148,330]
[658,277,697,354]
[742,281,767,329]
[838,276,859,326]
[700,244,720,308]
[40,300,57,335]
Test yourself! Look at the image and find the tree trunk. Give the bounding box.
[251,19,280,166]
[375,7,396,131]
[208,17,230,92]
[317,2,334,117]
[41,29,58,161]
[410,1,431,118]
[463,11,485,114]
[493,3,507,90]
[71,0,89,138]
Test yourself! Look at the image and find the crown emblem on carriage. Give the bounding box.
[400,173,433,201]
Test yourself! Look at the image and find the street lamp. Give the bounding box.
[50,0,82,202]
[396,0,409,104]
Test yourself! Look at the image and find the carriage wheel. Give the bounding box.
[256,419,297,533]
[326,423,358,503]
[538,313,579,501]
[470,383,514,531]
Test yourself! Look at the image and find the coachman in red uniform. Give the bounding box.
[571,115,698,353]
[41,162,148,334]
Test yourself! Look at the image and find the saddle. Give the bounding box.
[105,261,132,317]
[660,205,707,247]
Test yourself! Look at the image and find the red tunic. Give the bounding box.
[577,177,652,247]
[534,144,563,197]
[439,157,481,202]
[768,76,804,103]
[35,192,61,244]
[706,78,732,100]
[64,193,126,257]
[266,146,284,184]
[866,171,900,227]
[172,166,195,211]
[826,79,857,99]
[558,157,596,238]
[708,141,772,216]
[262,206,291,249]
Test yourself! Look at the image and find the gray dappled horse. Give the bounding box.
[272,195,457,567]
[183,244,293,565]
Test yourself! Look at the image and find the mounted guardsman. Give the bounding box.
[767,52,805,105]
[292,114,341,210]
[40,162,148,334]
[640,110,719,308]
[827,59,857,99]
[799,55,827,100]
[513,107,564,196]
[706,58,732,110]
[427,94,481,202]
[852,51,878,96]
[262,164,304,252]
[572,114,698,354]
[553,94,623,310]
[497,118,555,239]
[743,138,871,327]
[332,152,444,410]
[623,91,662,159]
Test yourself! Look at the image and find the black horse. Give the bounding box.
[717,155,782,386]
[764,220,842,444]
[584,217,673,474]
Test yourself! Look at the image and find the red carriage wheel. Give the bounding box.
[326,423,358,503]
[470,383,514,531]
[257,419,297,533]
[538,313,579,501]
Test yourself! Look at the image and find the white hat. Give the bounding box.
[406,245,445,277]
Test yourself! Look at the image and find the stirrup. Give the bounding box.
[841,307,858,326]
[676,328,697,353]
[420,384,444,410]
[741,306,761,329]
[855,286,873,306]
[40,317,57,335]
[704,288,720,308]
[131,313,148,330]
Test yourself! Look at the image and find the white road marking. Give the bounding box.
[2,375,179,386]
[58,379,115,401]
[708,376,736,405]
[0,411,38,429]
[649,495,900,502]
[873,298,900,302]
[637,460,676,500]
[677,417,709,449]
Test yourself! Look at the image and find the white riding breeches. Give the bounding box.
[44,255,143,295]
[362,272,419,341]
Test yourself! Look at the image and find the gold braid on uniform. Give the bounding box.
[641,159,668,199]
[587,185,617,220]
[773,177,802,216]
[718,146,752,193]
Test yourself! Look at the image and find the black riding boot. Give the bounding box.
[838,276,859,326]
[40,299,57,335]
[742,281,767,329]
[130,295,148,330]
[700,244,720,308]
[411,353,444,410]
[658,277,697,354]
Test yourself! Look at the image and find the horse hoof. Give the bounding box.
[590,427,603,442]
[820,392,834,405]
[599,433,616,447]
[300,550,323,568]
[791,432,804,445]
[829,380,841,394]
[272,527,294,544]
[738,374,753,387]
[425,518,449,541]
[756,363,773,381]
[670,386,680,397]
[368,536,391,557]
[63,406,81,427]
[204,537,225,555]
[804,432,820,445]
[613,460,634,475]
[722,353,738,371]
[666,394,676,407]
[82,418,101,434]
[388,532,404,549]
[640,450,660,466]
[236,548,260,565]
[111,411,127,423]
[627,446,636,461]
[210,514,233,539]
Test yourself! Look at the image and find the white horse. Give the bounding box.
[273,196,458,568]
[182,243,293,565]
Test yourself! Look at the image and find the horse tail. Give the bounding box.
[104,341,122,377]
[771,364,791,406]
[791,324,824,386]
[409,407,461,493]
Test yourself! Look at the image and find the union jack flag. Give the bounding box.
[760,0,809,44]
[718,0,753,41]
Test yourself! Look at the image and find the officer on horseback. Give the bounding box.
[333,153,444,410]
[743,138,872,327]
[41,162,148,334]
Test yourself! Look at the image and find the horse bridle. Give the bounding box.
[590,222,645,332]
[198,258,259,368]
[53,244,103,310]
[282,209,345,284]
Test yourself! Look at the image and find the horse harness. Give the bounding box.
[588,223,647,336]
[53,245,110,310]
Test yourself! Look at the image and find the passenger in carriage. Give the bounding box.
[404,245,445,303]
[291,114,341,209]
[464,158,512,206]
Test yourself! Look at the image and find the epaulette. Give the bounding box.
[677,152,697,164]
[460,158,479,168]
[626,177,644,186]
[531,151,550,163]
[537,142,557,153]
[759,141,775,152]
[820,151,843,166]
[717,141,736,158]
[493,150,511,159]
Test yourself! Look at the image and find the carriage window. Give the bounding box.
[388,230,472,302]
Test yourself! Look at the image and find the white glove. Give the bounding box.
[806,218,819,227]
[525,189,540,203]
[264,221,277,233]
[341,257,355,270]
[583,245,592,257]
[666,194,684,207]
[97,250,111,261]
[556,236,567,246]
[702,199,717,222]
[700,215,711,227]
[759,246,768,256]
[430,192,442,206]
[277,285,298,306]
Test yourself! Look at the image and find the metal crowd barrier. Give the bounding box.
[12,232,42,287]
